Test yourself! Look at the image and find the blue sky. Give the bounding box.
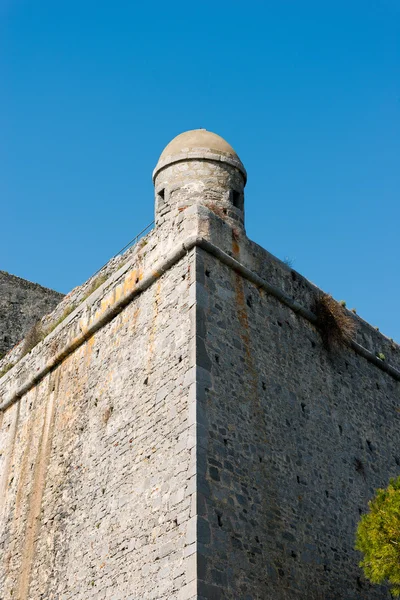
[1,0,399,341]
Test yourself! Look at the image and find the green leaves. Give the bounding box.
[355,476,400,596]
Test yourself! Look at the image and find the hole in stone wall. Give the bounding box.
[158,188,165,202]
[231,190,243,211]
[354,458,366,478]
[246,296,253,308]
[215,355,220,364]
[301,402,306,413]
[366,440,373,453]
[223,438,228,446]
[338,425,342,436]
[262,381,266,390]
[205,270,210,277]
[217,512,223,527]
[144,377,148,385]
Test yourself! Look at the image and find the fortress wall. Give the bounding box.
[203,210,400,373]
[0,248,197,600]
[1,194,399,600]
[0,271,64,357]
[195,239,399,600]
[0,229,154,370]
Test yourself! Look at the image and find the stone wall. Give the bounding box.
[0,198,399,600]
[193,212,399,600]
[0,243,198,599]
[0,271,64,357]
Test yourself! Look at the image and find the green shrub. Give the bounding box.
[355,476,400,596]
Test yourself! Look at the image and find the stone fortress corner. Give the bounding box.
[0,129,399,599]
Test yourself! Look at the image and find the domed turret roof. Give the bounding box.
[153,129,246,182]
[160,129,238,160]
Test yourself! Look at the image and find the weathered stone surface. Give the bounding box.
[0,271,63,357]
[195,243,398,599]
[0,129,399,599]
[0,247,197,599]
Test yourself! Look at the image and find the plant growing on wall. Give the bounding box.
[314,293,355,349]
[355,476,400,596]
[21,321,44,357]
[0,362,14,378]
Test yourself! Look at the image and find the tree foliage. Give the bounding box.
[355,476,400,596]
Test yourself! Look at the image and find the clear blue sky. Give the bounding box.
[1,0,399,341]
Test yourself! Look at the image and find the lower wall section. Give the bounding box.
[0,252,196,600]
[196,247,397,600]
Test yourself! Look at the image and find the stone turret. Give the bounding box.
[153,129,247,231]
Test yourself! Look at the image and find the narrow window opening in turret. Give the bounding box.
[231,190,243,211]
[158,188,165,203]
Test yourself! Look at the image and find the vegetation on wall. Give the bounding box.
[314,293,355,349]
[82,274,108,302]
[21,321,45,357]
[355,476,400,597]
[0,272,109,372]
[18,304,77,359]
[0,363,14,378]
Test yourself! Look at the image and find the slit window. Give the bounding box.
[232,190,243,211]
